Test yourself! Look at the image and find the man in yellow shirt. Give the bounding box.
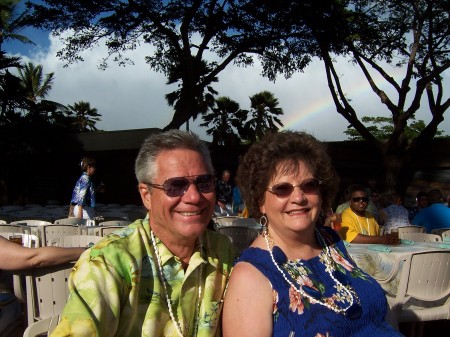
[339,184,398,245]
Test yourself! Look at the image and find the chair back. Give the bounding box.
[94,226,125,236]
[212,216,239,228]
[431,228,450,236]
[23,315,60,337]
[0,223,24,233]
[217,225,259,252]
[54,217,87,226]
[387,250,450,327]
[397,225,425,238]
[98,220,132,227]
[442,230,450,242]
[400,232,442,242]
[49,235,103,248]
[0,232,39,247]
[14,263,75,325]
[40,224,82,246]
[232,217,261,229]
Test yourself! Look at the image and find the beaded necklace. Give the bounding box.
[352,210,372,235]
[263,227,362,319]
[150,230,204,337]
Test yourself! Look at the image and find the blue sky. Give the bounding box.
[3,5,449,141]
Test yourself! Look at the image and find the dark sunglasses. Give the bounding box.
[266,178,322,198]
[147,174,215,197]
[352,196,369,203]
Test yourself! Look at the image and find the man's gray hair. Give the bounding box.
[134,130,214,183]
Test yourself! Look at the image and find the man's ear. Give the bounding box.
[138,183,152,211]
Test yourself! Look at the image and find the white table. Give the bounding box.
[347,242,450,295]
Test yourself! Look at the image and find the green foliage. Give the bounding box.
[67,101,102,132]
[344,116,444,141]
[202,91,284,146]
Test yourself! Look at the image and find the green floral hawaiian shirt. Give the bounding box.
[50,219,237,337]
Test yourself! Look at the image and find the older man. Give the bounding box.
[51,130,237,337]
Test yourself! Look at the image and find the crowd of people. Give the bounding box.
[4,129,448,336]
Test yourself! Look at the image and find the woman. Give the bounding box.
[70,157,97,219]
[222,131,403,337]
[379,192,411,232]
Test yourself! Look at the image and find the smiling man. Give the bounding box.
[50,130,237,337]
[339,184,398,245]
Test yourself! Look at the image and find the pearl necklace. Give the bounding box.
[150,230,203,337]
[263,227,361,318]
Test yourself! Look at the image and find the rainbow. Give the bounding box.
[281,66,404,131]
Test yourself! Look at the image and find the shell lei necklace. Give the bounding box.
[150,230,203,337]
[263,227,362,319]
[352,210,371,235]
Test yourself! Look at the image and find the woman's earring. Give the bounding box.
[260,214,268,234]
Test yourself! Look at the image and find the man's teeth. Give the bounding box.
[179,211,201,216]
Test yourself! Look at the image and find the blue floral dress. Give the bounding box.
[236,227,404,337]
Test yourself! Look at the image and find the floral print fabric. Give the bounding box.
[236,227,403,337]
[50,219,237,337]
[70,172,95,207]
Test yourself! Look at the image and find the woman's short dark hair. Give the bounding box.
[237,131,339,219]
[80,157,96,172]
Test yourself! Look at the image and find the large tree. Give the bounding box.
[259,0,450,195]
[24,0,311,130]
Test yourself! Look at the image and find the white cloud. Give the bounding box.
[16,33,450,141]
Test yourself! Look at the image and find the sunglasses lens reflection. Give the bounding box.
[271,179,321,197]
[163,174,215,197]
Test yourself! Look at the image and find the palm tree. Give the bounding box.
[0,0,34,50]
[67,101,101,132]
[243,91,284,143]
[200,96,247,146]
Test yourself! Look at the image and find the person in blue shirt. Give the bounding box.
[70,157,97,219]
[412,189,450,232]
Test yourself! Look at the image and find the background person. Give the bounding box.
[216,169,233,214]
[222,131,402,337]
[69,156,97,219]
[51,130,237,337]
[378,192,411,232]
[339,184,399,244]
[412,189,450,233]
[408,191,428,221]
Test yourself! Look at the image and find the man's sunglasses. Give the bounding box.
[352,197,369,203]
[147,174,215,197]
[266,178,322,198]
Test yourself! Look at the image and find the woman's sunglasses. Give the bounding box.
[266,178,322,198]
[147,174,215,197]
[352,197,369,203]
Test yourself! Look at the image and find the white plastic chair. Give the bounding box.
[40,224,82,246]
[442,230,450,242]
[0,232,39,248]
[212,216,239,228]
[386,250,450,332]
[98,220,132,227]
[23,315,60,337]
[94,226,125,236]
[400,232,442,243]
[431,228,450,236]
[0,223,25,233]
[49,234,103,248]
[54,217,87,226]
[397,225,425,238]
[232,217,261,229]
[217,225,259,252]
[14,263,75,325]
